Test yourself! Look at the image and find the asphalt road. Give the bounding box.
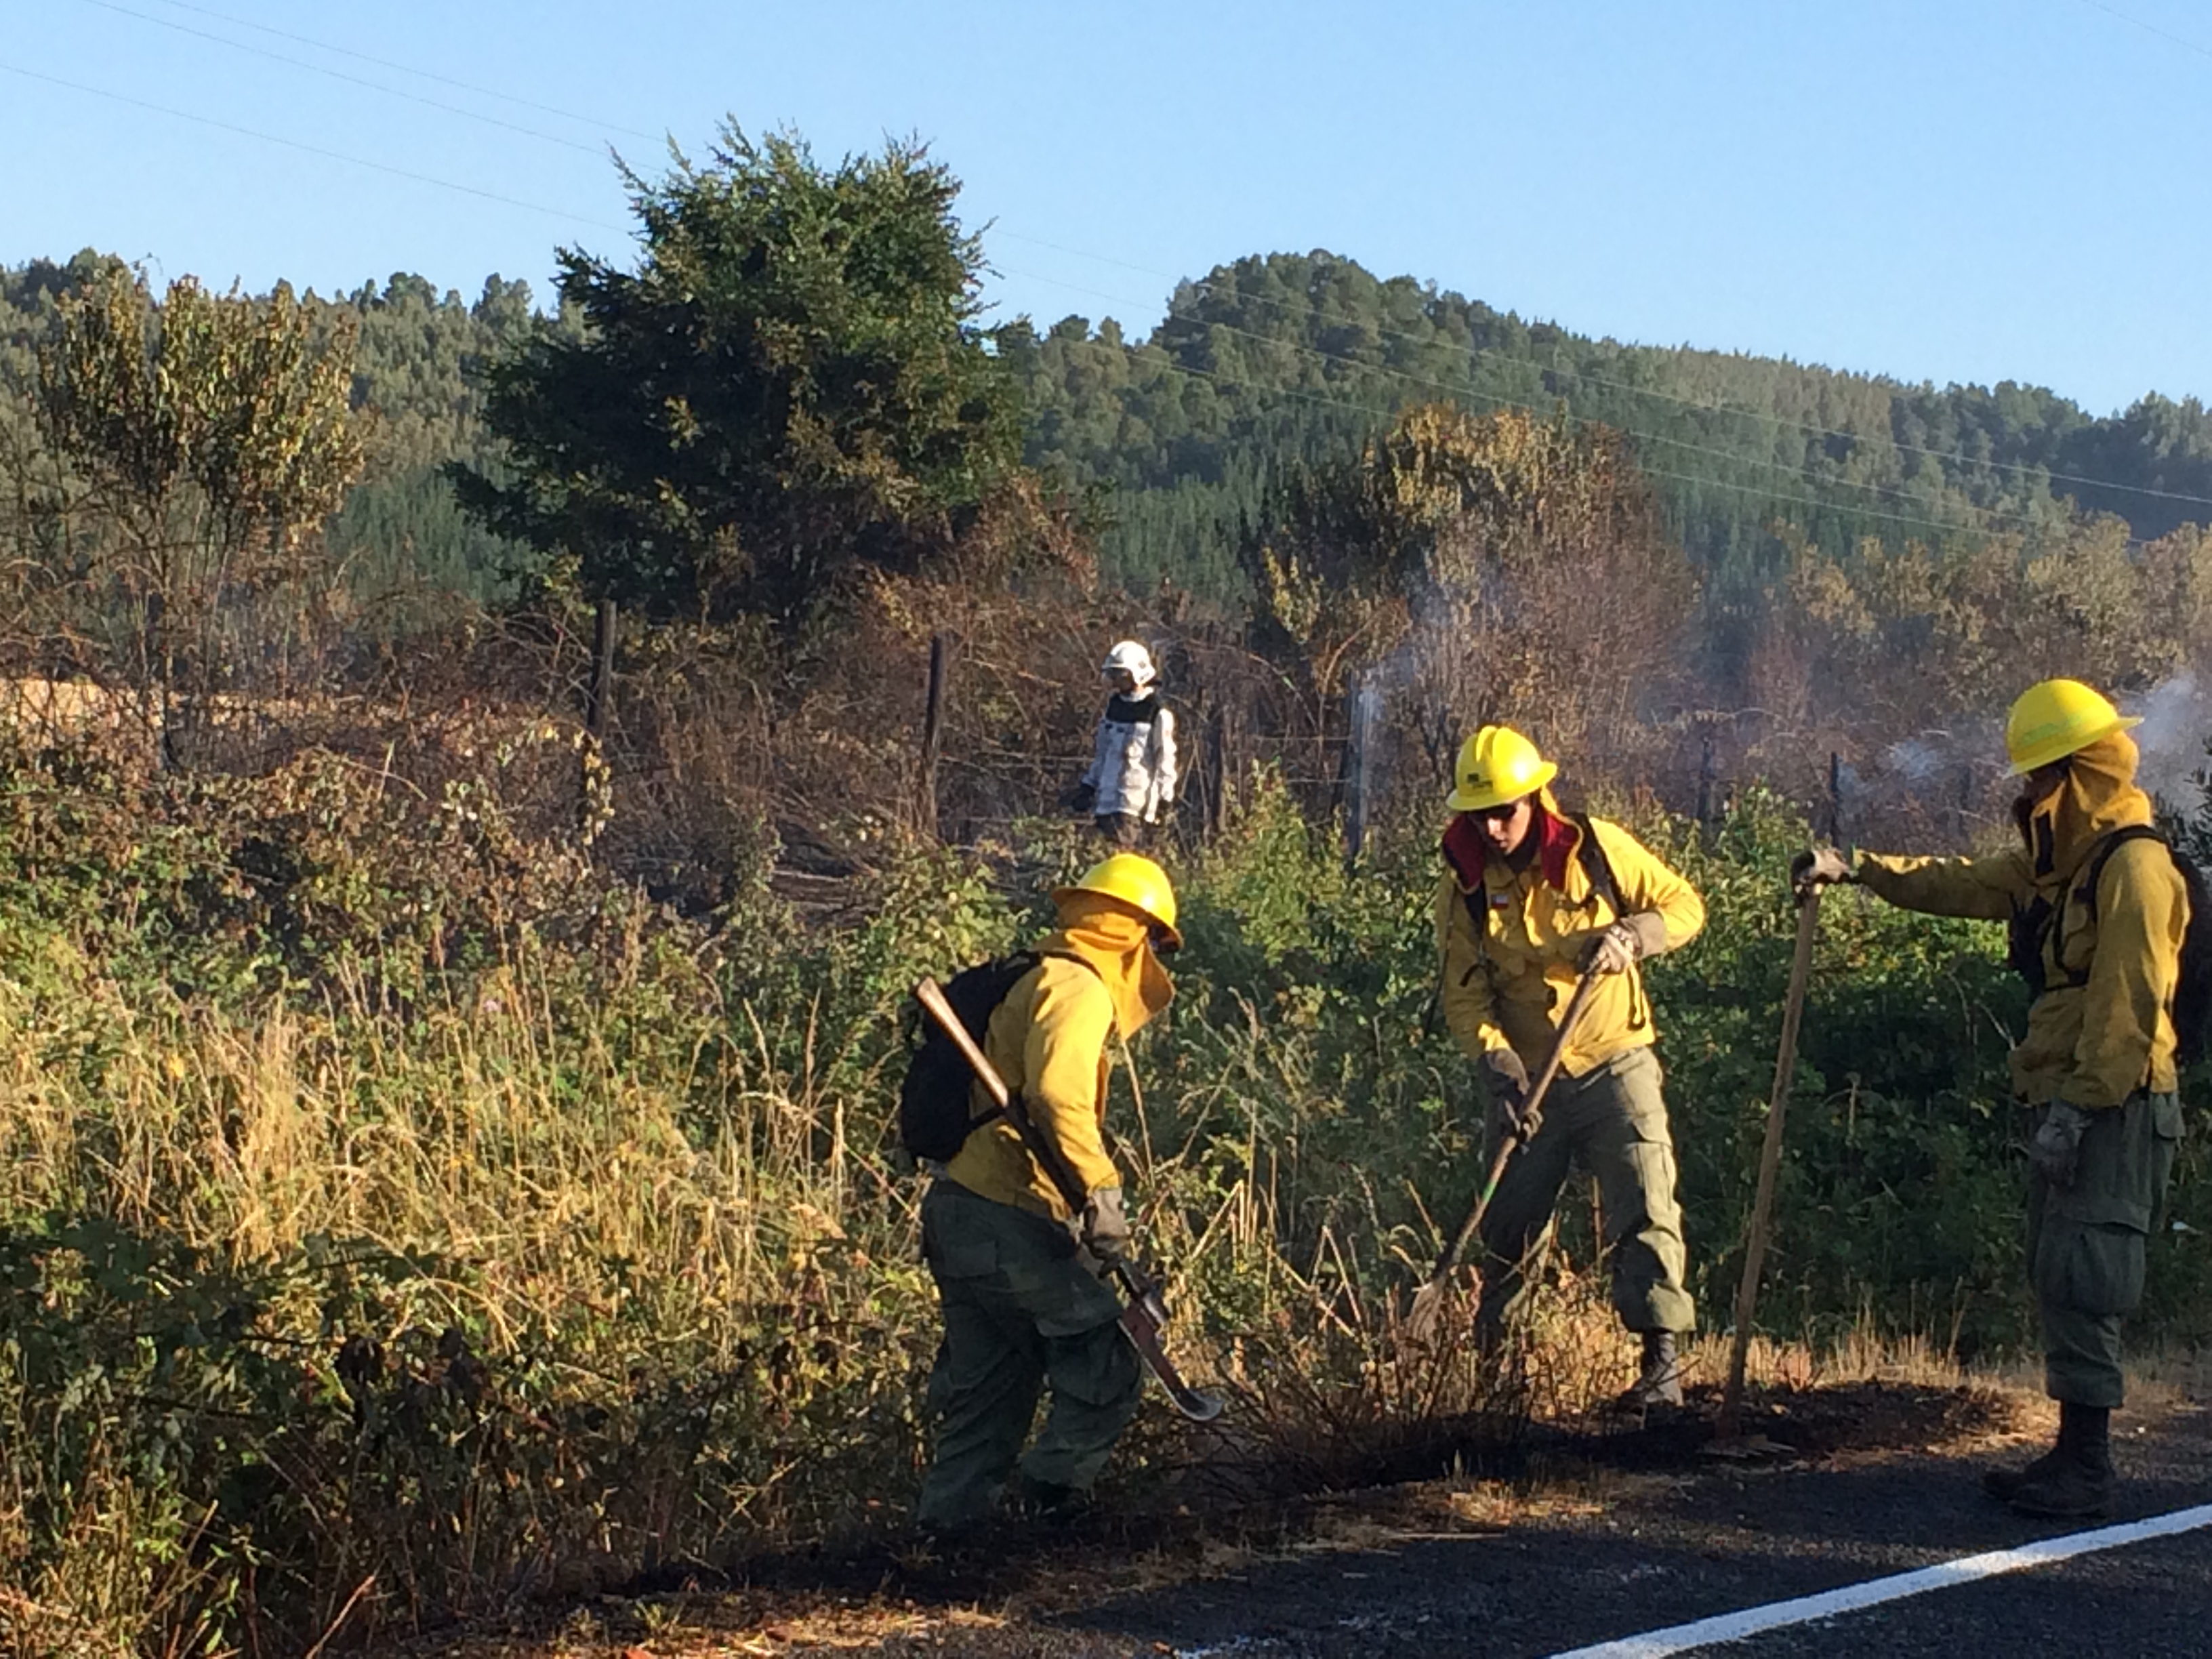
[1047,1399,2212,1659]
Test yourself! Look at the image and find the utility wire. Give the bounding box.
[139,0,661,140]
[0,60,630,233]
[24,9,2205,527]
[994,228,2212,512]
[68,1,2212,517]
[2074,0,2212,62]
[70,0,610,157]
[1036,297,2053,552]
[1000,265,2063,541]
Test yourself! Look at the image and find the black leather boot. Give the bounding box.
[1983,1404,2076,1503]
[1616,1330,1684,1410]
[2005,1402,2113,1518]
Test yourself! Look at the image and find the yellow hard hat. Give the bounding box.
[2005,678,2141,775]
[1054,853,1181,948]
[1446,724,1558,813]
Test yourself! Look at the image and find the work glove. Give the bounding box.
[2028,1100,2094,1188]
[1065,781,1099,813]
[1482,1047,1540,1138]
[1079,1186,1133,1263]
[1790,847,1854,901]
[1578,912,1666,977]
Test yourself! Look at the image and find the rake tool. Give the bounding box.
[1406,970,1601,1344]
[915,977,1224,1422]
[1713,884,1822,1445]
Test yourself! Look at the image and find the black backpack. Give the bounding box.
[897,951,1040,1161]
[2007,826,2212,1065]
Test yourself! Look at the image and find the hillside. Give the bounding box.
[1003,249,2212,597]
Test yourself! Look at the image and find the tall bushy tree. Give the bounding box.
[34,267,364,754]
[451,125,1021,628]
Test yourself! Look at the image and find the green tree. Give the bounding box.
[35,266,364,758]
[451,124,1021,627]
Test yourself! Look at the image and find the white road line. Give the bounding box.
[1549,1502,2212,1658]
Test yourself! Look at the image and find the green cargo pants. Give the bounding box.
[2028,1091,2182,1408]
[914,1179,1142,1530]
[1475,1044,1696,1336]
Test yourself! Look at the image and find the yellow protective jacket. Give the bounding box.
[1437,799,1705,1078]
[1853,731,2186,1107]
[942,899,1170,1220]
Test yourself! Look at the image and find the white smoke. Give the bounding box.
[2126,671,2212,811]
[1836,674,2212,838]
[1883,737,1946,783]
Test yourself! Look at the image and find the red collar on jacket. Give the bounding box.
[1442,807,1578,893]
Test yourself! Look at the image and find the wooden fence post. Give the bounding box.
[577,596,617,843]
[1345,670,1378,867]
[1205,705,1231,839]
[586,597,617,739]
[918,632,949,840]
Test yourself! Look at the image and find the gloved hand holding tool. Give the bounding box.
[1080,1187,1133,1261]
[1581,912,1666,978]
[1482,1046,1538,1139]
[1406,969,1602,1344]
[916,977,1223,1422]
[1790,846,1854,903]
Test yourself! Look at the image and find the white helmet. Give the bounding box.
[1103,639,1158,687]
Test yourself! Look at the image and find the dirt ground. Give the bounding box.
[405,1368,2212,1659]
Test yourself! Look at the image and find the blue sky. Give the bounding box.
[6,0,2208,415]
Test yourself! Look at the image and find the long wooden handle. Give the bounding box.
[1425,968,1602,1286]
[1717,888,1822,1439]
[917,979,1222,1418]
[1519,970,1603,1124]
[914,977,1090,1217]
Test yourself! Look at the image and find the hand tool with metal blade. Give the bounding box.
[1407,969,1601,1343]
[915,976,1225,1422]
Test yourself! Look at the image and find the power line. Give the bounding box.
[1000,264,2062,541]
[1,60,630,234]
[1024,293,2057,553]
[70,0,609,157]
[138,0,661,141]
[40,0,2206,519]
[2074,0,2212,62]
[60,3,2212,520]
[994,228,2212,512]
[18,13,2200,535]
[1151,356,2056,551]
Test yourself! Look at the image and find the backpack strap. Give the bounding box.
[2076,825,2163,921]
[960,949,1043,1135]
[2030,826,2164,991]
[1570,813,1620,914]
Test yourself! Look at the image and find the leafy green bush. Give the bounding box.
[3,736,2207,1654]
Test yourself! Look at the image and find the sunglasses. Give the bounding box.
[1148,925,1181,957]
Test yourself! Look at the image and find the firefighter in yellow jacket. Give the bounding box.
[916,855,1179,1531]
[1796,679,2186,1518]
[1436,726,1706,1406]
